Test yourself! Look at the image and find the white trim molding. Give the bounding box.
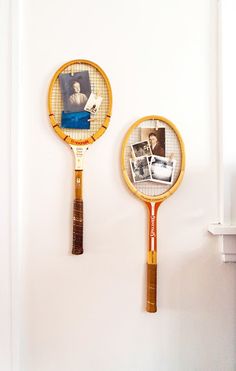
[208,0,236,263]
[208,224,236,262]
[0,0,12,368]
[0,0,22,369]
[10,0,22,367]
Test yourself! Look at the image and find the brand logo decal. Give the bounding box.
[150,215,155,237]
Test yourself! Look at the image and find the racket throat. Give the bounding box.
[146,202,161,264]
[148,203,157,264]
[71,145,88,170]
[150,202,156,251]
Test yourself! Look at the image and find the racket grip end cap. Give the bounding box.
[146,263,157,313]
[72,199,83,255]
[72,247,83,255]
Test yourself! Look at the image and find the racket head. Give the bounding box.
[121,115,185,203]
[48,59,112,146]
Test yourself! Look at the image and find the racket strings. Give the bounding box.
[51,63,109,140]
[124,120,182,197]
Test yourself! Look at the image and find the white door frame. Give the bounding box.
[0,0,22,369]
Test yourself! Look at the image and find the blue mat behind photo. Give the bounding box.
[61,111,90,129]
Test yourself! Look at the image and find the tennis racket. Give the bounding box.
[121,116,185,312]
[48,60,112,255]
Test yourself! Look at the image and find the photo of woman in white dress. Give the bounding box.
[69,81,88,107]
[59,71,91,113]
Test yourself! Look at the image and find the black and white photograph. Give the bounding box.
[84,92,103,114]
[59,71,91,113]
[150,155,176,184]
[131,140,152,158]
[141,128,165,157]
[130,156,151,183]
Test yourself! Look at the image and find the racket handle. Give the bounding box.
[146,263,157,312]
[72,199,83,255]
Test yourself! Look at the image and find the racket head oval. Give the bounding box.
[121,115,185,203]
[48,59,112,146]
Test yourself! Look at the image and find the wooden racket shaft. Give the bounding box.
[72,170,83,255]
[147,264,157,313]
[146,202,160,313]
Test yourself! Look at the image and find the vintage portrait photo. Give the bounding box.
[84,93,103,114]
[141,128,165,157]
[150,155,176,184]
[59,71,91,113]
[131,140,152,158]
[130,156,151,183]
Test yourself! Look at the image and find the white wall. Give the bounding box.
[2,0,236,370]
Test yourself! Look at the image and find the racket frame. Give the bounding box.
[48,59,112,254]
[121,115,185,312]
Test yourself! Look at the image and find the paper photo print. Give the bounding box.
[150,156,176,184]
[131,140,152,158]
[141,128,165,157]
[84,93,103,114]
[130,156,151,183]
[59,71,91,113]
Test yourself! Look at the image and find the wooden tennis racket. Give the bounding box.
[48,60,112,255]
[121,116,185,312]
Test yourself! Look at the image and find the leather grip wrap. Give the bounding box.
[146,263,157,312]
[72,199,83,255]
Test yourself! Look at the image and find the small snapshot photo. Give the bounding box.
[59,71,91,113]
[131,140,152,158]
[130,156,151,183]
[150,156,176,184]
[84,93,103,114]
[141,128,165,157]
